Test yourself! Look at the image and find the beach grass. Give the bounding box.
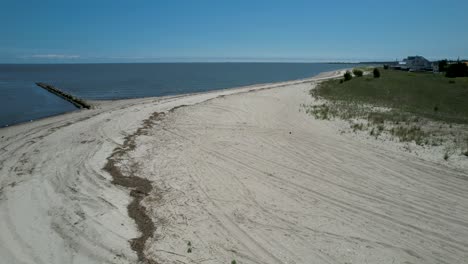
[306,68,468,153]
[311,69,468,124]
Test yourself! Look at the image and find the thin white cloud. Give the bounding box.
[29,54,80,59]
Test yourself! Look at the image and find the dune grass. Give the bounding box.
[306,68,468,155]
[312,69,468,124]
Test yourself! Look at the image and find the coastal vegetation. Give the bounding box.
[373,68,380,78]
[343,71,352,81]
[306,68,468,159]
[352,69,363,77]
[437,59,468,77]
[446,61,468,78]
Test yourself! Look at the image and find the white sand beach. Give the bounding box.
[1,70,468,264]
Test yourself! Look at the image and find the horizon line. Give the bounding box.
[2,56,465,64]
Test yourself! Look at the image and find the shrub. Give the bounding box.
[368,112,385,124]
[352,69,364,77]
[383,65,389,70]
[438,59,448,72]
[373,68,381,78]
[351,123,364,131]
[344,71,352,81]
[446,62,468,78]
[308,104,331,120]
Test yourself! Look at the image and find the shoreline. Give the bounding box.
[1,69,348,129]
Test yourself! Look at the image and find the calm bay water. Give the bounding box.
[0,63,357,127]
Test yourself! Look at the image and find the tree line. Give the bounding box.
[438,59,468,78]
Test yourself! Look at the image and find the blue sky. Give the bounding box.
[1,0,467,63]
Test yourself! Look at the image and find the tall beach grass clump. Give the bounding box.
[352,69,363,77]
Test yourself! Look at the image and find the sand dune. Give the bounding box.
[1,71,468,263]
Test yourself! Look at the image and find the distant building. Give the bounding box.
[390,56,434,72]
[403,56,432,71]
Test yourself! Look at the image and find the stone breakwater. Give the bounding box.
[36,82,92,109]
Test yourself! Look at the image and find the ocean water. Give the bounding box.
[0,63,357,127]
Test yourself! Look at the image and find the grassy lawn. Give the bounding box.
[312,69,468,124]
[305,68,468,157]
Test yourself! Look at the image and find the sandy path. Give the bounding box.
[0,72,342,264]
[133,82,468,263]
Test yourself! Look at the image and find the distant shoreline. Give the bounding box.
[0,61,382,65]
[1,67,352,129]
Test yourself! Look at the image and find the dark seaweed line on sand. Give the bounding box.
[103,112,165,264]
[102,93,246,263]
[100,80,334,263]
